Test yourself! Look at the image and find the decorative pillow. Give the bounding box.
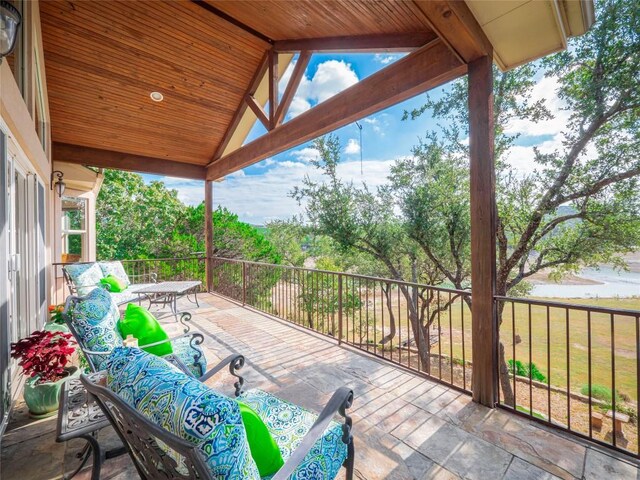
[65,263,104,296]
[171,335,207,378]
[98,261,131,287]
[237,400,284,477]
[68,287,122,370]
[105,347,260,479]
[100,274,127,293]
[240,389,348,480]
[117,303,172,357]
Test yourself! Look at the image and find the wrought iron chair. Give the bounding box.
[62,288,243,387]
[81,365,355,480]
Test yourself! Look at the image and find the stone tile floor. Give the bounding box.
[2,293,640,479]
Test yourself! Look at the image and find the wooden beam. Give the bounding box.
[205,179,214,292]
[274,32,437,53]
[274,51,311,127]
[207,40,465,179]
[468,55,497,407]
[190,0,273,45]
[413,1,492,63]
[53,143,206,180]
[212,52,269,161]
[268,50,279,130]
[245,94,270,130]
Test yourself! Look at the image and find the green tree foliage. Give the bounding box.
[294,0,639,404]
[96,170,280,264]
[96,170,186,260]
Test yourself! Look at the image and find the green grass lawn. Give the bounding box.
[340,292,640,401]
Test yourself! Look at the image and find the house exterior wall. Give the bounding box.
[0,0,101,434]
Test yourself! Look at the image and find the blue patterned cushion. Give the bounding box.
[172,336,207,378]
[106,347,260,479]
[65,263,104,296]
[68,287,122,370]
[240,389,347,480]
[98,261,131,287]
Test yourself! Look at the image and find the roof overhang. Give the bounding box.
[466,0,596,71]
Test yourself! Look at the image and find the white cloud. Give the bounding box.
[208,158,396,224]
[373,53,405,65]
[290,147,320,163]
[283,59,359,120]
[344,138,361,155]
[362,113,390,137]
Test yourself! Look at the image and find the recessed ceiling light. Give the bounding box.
[150,91,164,102]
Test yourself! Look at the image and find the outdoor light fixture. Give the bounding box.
[150,91,164,102]
[0,1,22,61]
[51,170,66,198]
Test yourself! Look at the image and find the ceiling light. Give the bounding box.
[150,91,164,102]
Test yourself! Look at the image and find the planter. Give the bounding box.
[23,366,80,418]
[43,322,70,334]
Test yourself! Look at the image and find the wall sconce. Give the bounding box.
[0,1,22,61]
[51,170,66,198]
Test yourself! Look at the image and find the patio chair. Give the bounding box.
[81,347,354,480]
[62,261,158,306]
[62,287,242,389]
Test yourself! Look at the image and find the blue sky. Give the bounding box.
[143,53,568,225]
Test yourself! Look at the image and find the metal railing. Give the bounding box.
[211,257,473,393]
[52,256,206,304]
[496,296,640,457]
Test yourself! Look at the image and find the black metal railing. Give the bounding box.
[211,257,473,393]
[496,296,640,457]
[52,256,206,304]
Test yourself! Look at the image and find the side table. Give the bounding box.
[56,373,126,480]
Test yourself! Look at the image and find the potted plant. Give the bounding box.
[10,330,79,418]
[44,304,69,333]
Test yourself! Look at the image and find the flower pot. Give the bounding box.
[23,366,80,418]
[43,322,70,334]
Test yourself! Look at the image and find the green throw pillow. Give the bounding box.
[117,304,172,357]
[237,400,284,476]
[100,274,127,293]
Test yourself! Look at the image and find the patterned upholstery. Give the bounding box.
[172,335,207,378]
[68,287,123,370]
[240,389,348,480]
[98,261,131,286]
[65,263,104,296]
[106,347,261,479]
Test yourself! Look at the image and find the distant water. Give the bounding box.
[530,266,640,298]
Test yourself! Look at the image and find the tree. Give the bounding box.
[265,218,309,267]
[295,0,640,405]
[403,0,639,404]
[96,170,186,260]
[97,171,281,264]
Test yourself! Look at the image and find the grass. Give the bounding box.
[339,292,640,401]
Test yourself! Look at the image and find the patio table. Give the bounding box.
[56,373,126,480]
[134,280,202,315]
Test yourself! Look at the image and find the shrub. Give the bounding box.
[580,384,623,405]
[507,359,546,383]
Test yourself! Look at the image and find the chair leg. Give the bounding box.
[344,440,355,480]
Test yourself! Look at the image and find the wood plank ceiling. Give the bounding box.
[40,0,440,175]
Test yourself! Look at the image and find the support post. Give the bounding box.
[337,274,343,344]
[205,180,214,293]
[468,55,497,407]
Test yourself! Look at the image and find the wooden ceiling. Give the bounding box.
[40,0,485,179]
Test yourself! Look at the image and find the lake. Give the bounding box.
[530,266,640,298]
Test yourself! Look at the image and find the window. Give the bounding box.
[61,196,87,263]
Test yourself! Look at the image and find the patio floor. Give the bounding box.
[2,293,640,479]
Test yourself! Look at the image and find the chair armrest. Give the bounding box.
[271,387,354,480]
[199,354,246,397]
